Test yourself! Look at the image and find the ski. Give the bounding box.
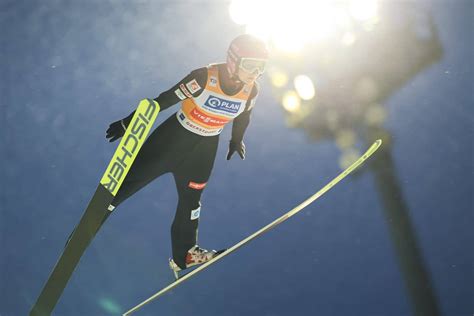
[122,139,382,316]
[30,99,160,316]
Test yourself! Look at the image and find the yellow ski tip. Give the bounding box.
[370,139,382,151]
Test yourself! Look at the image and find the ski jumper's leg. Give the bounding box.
[93,117,181,233]
[64,124,173,247]
[171,135,219,269]
[110,117,181,207]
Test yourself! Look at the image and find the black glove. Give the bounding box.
[106,119,126,142]
[226,140,246,160]
[106,111,135,142]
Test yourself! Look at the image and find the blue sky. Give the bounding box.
[1,1,472,315]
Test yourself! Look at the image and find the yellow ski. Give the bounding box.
[123,139,382,316]
[30,99,160,316]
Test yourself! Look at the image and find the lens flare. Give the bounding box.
[282,90,301,113]
[294,75,315,100]
[270,69,289,88]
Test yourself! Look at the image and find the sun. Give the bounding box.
[229,0,379,53]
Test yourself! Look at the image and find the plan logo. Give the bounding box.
[204,95,241,114]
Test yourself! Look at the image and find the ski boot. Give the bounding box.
[169,245,225,279]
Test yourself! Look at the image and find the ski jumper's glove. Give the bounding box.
[226,140,246,160]
[227,107,252,160]
[106,111,135,142]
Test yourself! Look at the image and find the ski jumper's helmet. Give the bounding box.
[227,34,269,78]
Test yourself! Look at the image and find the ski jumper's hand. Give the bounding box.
[106,119,126,142]
[226,140,246,160]
[106,111,135,142]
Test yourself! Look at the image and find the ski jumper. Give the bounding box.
[107,63,259,269]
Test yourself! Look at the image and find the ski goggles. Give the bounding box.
[239,58,267,74]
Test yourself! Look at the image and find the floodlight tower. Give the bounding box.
[267,3,442,315]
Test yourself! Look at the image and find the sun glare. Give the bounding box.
[348,0,378,21]
[229,0,379,53]
[228,0,249,25]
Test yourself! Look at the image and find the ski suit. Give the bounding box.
[107,63,258,269]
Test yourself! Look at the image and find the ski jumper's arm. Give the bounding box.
[230,83,259,143]
[226,83,259,160]
[106,68,208,142]
[124,68,208,127]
